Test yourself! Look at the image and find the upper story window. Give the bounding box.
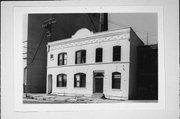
[95,48,103,62]
[75,50,86,64]
[74,73,86,88]
[58,53,67,65]
[57,74,67,87]
[113,46,121,61]
[50,54,54,60]
[112,72,121,89]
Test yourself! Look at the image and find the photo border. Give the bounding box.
[13,6,164,111]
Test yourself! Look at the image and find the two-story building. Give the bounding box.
[46,27,144,100]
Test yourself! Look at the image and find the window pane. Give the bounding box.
[81,77,86,87]
[80,74,86,87]
[113,46,121,61]
[58,75,62,81]
[76,51,81,64]
[96,48,103,62]
[64,53,67,59]
[63,74,67,79]
[76,82,80,87]
[74,73,86,87]
[112,72,121,89]
[76,50,86,64]
[63,53,67,65]
[59,54,63,59]
[81,50,86,63]
[76,75,80,81]
[57,75,62,87]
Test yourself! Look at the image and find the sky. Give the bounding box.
[108,13,158,45]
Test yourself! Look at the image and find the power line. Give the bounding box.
[108,20,158,37]
[87,14,98,32]
[27,30,46,65]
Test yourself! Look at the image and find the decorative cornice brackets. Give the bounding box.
[48,29,130,51]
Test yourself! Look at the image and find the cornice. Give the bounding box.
[48,28,130,51]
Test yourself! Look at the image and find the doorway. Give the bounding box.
[93,71,104,93]
[47,74,52,94]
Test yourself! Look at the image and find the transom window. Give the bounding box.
[58,53,67,65]
[95,48,103,62]
[112,72,121,89]
[113,46,121,61]
[74,73,86,87]
[75,50,86,64]
[57,74,67,87]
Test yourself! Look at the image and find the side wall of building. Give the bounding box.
[129,28,144,99]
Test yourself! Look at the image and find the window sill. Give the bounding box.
[56,87,67,89]
[111,89,122,91]
[57,64,67,66]
[74,87,87,89]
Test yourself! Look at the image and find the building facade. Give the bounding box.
[46,28,144,100]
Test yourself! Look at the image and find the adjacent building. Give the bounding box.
[24,13,107,93]
[46,27,144,100]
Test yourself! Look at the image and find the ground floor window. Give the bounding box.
[112,72,121,89]
[57,74,67,87]
[74,73,86,87]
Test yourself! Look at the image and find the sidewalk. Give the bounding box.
[23,93,157,104]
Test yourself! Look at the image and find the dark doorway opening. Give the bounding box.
[47,74,52,94]
[93,71,104,93]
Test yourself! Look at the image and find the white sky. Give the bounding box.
[108,13,158,45]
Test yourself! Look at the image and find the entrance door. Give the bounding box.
[93,72,104,93]
[47,74,52,94]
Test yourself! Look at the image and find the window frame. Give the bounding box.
[112,72,121,89]
[58,52,67,65]
[75,50,86,64]
[113,45,121,61]
[95,48,103,62]
[74,73,86,88]
[57,74,67,87]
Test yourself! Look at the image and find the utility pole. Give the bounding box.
[42,17,56,42]
[147,32,149,45]
[99,13,102,32]
[23,17,56,97]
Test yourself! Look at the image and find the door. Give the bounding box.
[93,72,104,93]
[47,74,52,94]
[95,77,103,93]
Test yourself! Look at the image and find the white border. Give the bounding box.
[14,6,164,111]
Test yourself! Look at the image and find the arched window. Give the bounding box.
[95,48,103,62]
[112,72,121,89]
[75,50,86,64]
[113,46,121,61]
[74,73,86,87]
[58,53,67,65]
[57,74,67,87]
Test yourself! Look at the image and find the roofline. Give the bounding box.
[129,27,144,45]
[47,27,131,46]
